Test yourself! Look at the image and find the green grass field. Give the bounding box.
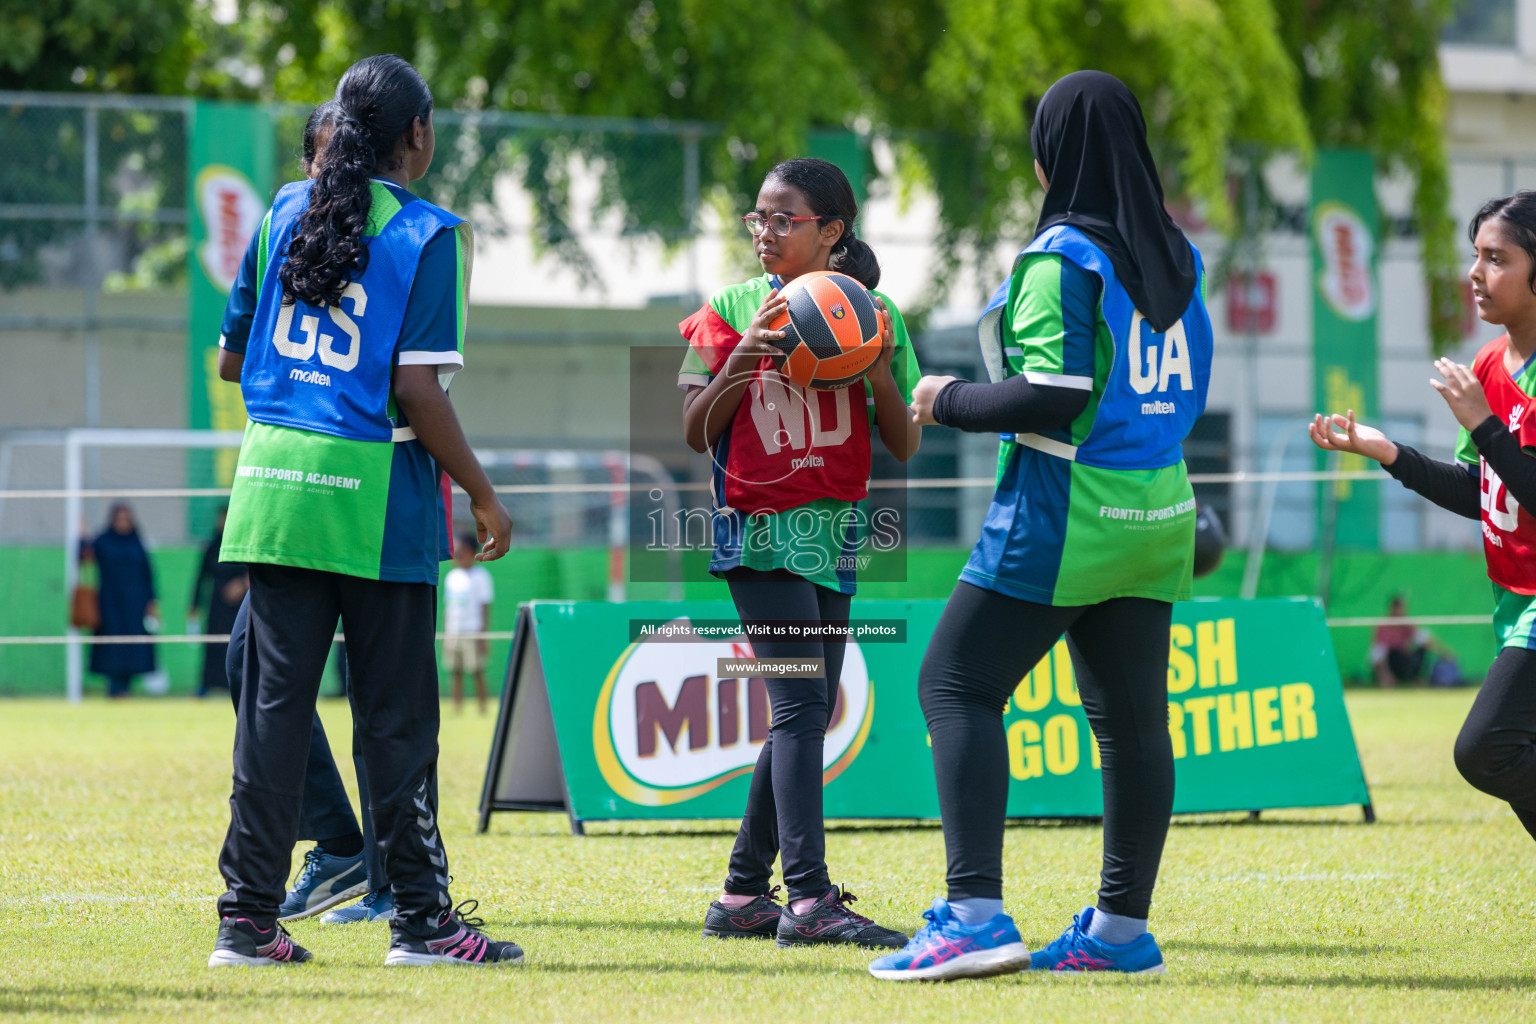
[2,690,1533,1022]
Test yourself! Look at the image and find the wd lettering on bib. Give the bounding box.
[1466,337,1536,594]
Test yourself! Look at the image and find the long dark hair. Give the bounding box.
[279,55,433,307]
[301,100,338,170]
[765,158,880,289]
[1471,192,1536,292]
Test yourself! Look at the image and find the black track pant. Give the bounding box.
[920,582,1174,918]
[723,567,851,903]
[216,564,449,937]
[1455,645,1536,839]
[226,595,383,890]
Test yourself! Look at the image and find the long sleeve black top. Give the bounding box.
[931,375,1089,435]
[1384,416,1536,521]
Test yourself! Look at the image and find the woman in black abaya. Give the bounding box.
[89,503,158,698]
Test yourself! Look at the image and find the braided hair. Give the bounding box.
[764,157,880,289]
[279,55,433,308]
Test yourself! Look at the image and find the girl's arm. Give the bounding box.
[1469,416,1536,512]
[867,298,920,461]
[912,253,1094,433]
[928,374,1089,434]
[1310,411,1478,520]
[393,365,513,561]
[681,290,788,453]
[1380,443,1480,520]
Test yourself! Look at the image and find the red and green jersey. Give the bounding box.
[1455,335,1536,603]
[677,274,920,594]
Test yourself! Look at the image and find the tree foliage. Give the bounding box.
[1,0,1460,345]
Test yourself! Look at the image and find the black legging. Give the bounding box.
[722,567,851,903]
[1455,645,1536,839]
[920,582,1173,918]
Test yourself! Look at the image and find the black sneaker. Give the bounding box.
[384,900,524,967]
[207,916,313,967]
[775,886,907,949]
[702,886,783,939]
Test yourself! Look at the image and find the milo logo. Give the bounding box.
[1313,201,1376,322]
[195,165,264,294]
[592,618,874,806]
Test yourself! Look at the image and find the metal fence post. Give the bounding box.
[682,130,700,306]
[83,104,100,433]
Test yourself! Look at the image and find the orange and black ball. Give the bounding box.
[766,271,883,390]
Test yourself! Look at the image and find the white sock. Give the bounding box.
[948,898,1005,927]
[1086,908,1147,945]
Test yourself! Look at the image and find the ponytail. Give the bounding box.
[279,54,433,308]
[831,230,881,291]
[765,157,881,290]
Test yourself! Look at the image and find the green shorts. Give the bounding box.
[1492,584,1536,651]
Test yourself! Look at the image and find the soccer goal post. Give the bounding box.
[0,429,681,702]
[61,429,246,703]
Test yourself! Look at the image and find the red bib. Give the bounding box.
[1472,336,1536,595]
[680,305,870,515]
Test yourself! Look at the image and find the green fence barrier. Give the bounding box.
[0,545,1500,696]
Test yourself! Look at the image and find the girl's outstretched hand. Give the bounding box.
[1431,357,1495,432]
[1308,409,1398,466]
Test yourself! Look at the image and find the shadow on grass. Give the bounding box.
[0,956,854,1011]
[567,820,948,839]
[1205,973,1536,992]
[1163,940,1414,957]
[513,918,705,934]
[0,984,398,1016]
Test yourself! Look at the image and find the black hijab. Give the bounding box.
[1030,70,1197,333]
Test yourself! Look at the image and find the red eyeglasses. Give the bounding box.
[742,212,824,237]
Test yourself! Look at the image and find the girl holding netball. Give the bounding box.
[209,55,519,968]
[871,71,1212,980]
[1311,191,1536,853]
[679,158,920,948]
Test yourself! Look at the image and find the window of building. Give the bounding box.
[1441,0,1517,46]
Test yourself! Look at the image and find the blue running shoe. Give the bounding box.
[1029,907,1166,975]
[321,887,395,924]
[868,899,1031,981]
[277,847,368,922]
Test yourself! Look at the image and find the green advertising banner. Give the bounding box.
[1310,147,1380,549]
[187,101,272,534]
[479,598,1371,832]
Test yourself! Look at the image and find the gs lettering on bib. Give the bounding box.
[1470,337,1536,595]
[242,180,463,442]
[679,303,870,515]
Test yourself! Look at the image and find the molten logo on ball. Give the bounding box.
[592,618,874,806]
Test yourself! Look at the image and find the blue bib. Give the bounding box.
[978,224,1212,470]
[242,180,462,442]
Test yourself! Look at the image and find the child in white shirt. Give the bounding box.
[442,534,495,714]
